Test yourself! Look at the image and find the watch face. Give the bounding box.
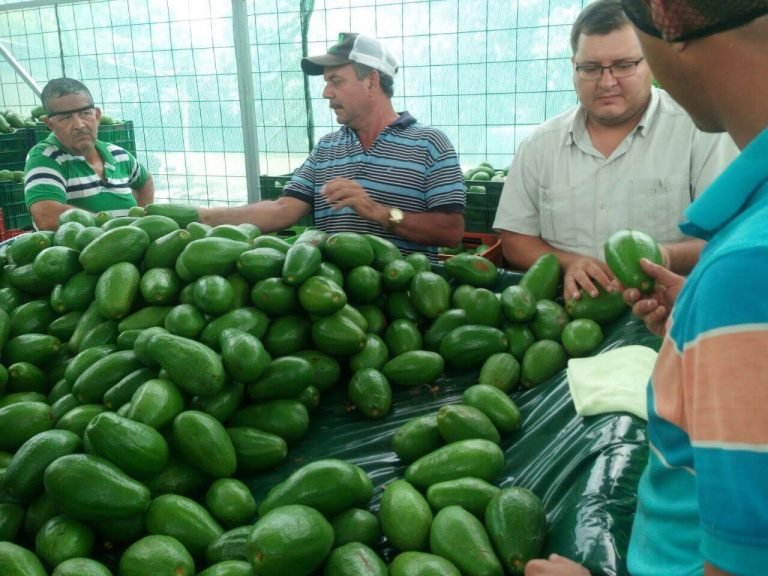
[390,208,404,224]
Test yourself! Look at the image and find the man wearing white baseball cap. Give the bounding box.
[200,32,466,259]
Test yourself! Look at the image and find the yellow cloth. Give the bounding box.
[566,345,658,421]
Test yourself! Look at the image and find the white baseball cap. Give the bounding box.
[301,32,399,77]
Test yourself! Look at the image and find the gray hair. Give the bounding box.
[41,78,95,115]
[353,62,395,98]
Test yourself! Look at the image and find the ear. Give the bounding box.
[368,69,379,91]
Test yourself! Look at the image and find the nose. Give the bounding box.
[72,114,87,129]
[322,84,333,99]
[598,68,618,87]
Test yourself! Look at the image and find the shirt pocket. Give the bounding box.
[628,175,691,243]
[540,184,583,249]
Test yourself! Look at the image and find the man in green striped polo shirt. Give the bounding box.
[24,78,155,230]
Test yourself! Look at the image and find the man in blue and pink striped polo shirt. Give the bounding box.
[526,2,768,575]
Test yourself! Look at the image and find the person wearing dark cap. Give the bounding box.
[200,32,465,258]
[526,2,768,576]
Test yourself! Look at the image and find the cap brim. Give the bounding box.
[301,54,353,75]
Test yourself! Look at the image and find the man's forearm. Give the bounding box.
[386,210,464,247]
[199,197,310,233]
[500,231,580,270]
[133,175,155,207]
[29,200,72,231]
[662,238,705,275]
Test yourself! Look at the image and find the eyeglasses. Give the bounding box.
[574,58,644,81]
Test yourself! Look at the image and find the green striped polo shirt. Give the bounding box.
[24,133,149,215]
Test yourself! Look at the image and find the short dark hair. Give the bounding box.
[353,62,395,98]
[41,78,95,115]
[570,0,631,54]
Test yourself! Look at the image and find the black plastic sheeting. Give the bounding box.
[246,273,661,576]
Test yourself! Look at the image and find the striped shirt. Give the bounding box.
[24,133,149,216]
[282,112,465,258]
[628,127,768,575]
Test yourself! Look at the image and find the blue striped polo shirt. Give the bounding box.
[282,112,466,257]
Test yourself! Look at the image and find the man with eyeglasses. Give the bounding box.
[24,78,155,230]
[526,3,768,576]
[492,0,737,302]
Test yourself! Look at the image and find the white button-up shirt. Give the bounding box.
[493,87,739,260]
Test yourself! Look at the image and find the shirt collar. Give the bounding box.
[636,86,660,137]
[393,111,417,127]
[680,128,766,239]
[566,86,660,146]
[341,110,417,136]
[46,132,113,161]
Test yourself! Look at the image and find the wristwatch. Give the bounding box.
[388,207,404,228]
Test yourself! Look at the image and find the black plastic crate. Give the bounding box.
[0,180,33,231]
[34,120,137,156]
[0,128,36,171]
[259,174,293,201]
[464,180,503,233]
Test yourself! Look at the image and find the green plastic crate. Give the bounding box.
[0,180,33,231]
[34,120,137,156]
[465,180,503,233]
[259,174,293,201]
[0,128,36,171]
[259,173,313,227]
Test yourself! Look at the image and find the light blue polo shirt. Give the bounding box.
[628,127,768,575]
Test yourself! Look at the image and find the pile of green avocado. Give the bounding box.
[0,109,36,133]
[0,205,643,575]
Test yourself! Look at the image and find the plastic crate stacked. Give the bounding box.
[0,128,35,171]
[259,173,313,227]
[464,180,503,234]
[0,128,36,233]
[0,180,32,232]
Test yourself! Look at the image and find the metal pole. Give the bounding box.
[231,0,261,202]
[0,0,86,13]
[0,42,42,97]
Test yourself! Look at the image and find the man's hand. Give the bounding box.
[321,177,387,224]
[525,553,591,575]
[620,258,685,337]
[562,255,615,302]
